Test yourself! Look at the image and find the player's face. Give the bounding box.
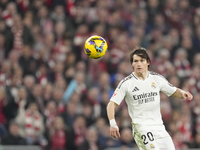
[132,55,149,74]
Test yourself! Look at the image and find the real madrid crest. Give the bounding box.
[150,143,155,149]
[151,82,156,89]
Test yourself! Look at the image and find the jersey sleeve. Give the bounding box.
[110,80,127,105]
[157,76,177,97]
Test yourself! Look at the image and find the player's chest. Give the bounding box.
[126,80,160,105]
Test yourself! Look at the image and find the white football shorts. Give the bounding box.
[133,128,175,150]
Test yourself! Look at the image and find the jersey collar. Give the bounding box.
[132,71,150,80]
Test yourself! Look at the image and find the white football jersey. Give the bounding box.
[110,71,177,130]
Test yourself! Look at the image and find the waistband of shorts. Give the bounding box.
[132,123,165,131]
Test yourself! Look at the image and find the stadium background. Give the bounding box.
[0,0,200,150]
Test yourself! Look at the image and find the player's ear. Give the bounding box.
[147,59,150,66]
[147,60,151,69]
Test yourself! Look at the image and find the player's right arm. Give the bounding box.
[107,101,120,139]
[107,78,127,139]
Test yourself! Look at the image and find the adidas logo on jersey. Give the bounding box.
[132,87,139,92]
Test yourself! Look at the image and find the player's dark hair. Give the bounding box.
[130,46,151,69]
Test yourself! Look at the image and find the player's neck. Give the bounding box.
[134,71,148,81]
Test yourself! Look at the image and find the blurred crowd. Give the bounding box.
[0,0,200,150]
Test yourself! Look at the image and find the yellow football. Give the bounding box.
[84,35,108,59]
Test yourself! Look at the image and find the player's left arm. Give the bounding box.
[172,88,193,100]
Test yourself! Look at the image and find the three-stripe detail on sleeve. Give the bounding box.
[118,73,134,89]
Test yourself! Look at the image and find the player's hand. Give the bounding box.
[183,91,193,100]
[110,126,120,139]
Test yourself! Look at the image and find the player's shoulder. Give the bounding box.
[117,73,135,89]
[149,71,167,81]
